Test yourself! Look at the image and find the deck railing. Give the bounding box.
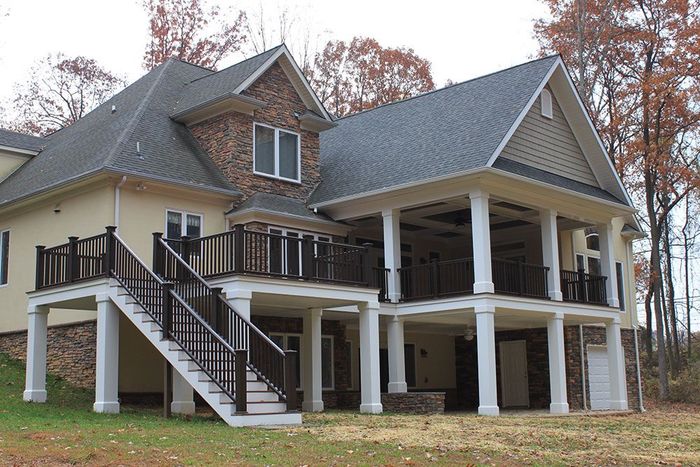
[399,257,550,301]
[560,269,608,306]
[179,225,372,287]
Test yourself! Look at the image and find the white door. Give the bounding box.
[587,345,610,410]
[499,340,529,408]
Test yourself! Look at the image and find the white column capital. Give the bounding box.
[474,304,495,315]
[308,307,324,317]
[360,301,381,312]
[27,304,49,316]
[469,189,490,201]
[381,207,400,218]
[551,312,564,321]
[224,289,252,301]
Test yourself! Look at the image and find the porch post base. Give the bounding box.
[548,291,563,301]
[387,382,407,393]
[609,400,628,411]
[473,281,494,294]
[23,389,47,403]
[388,293,401,303]
[549,402,569,414]
[171,401,196,415]
[93,401,120,414]
[607,297,620,308]
[478,405,499,416]
[360,403,383,414]
[302,400,324,412]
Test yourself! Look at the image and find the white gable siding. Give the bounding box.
[499,88,600,186]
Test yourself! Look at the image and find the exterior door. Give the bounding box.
[499,340,530,408]
[587,345,611,410]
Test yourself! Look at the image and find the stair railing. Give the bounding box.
[153,233,296,407]
[105,228,244,407]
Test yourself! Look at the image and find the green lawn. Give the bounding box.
[1,352,698,466]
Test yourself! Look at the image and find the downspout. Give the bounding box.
[114,176,127,230]
[579,324,588,411]
[634,326,645,412]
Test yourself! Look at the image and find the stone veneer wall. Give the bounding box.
[0,320,96,388]
[190,62,321,207]
[381,392,445,414]
[455,325,641,411]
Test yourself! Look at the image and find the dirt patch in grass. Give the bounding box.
[295,409,700,465]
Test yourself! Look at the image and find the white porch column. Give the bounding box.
[225,289,251,349]
[598,222,620,307]
[540,209,563,301]
[359,301,382,413]
[469,190,494,294]
[547,313,569,414]
[387,316,407,393]
[606,318,628,410]
[382,208,402,302]
[475,305,499,416]
[94,294,120,414]
[302,308,324,412]
[171,370,195,415]
[23,305,49,403]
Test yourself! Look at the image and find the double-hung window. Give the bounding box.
[254,123,300,182]
[165,210,202,240]
[0,230,9,286]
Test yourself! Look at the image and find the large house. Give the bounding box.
[0,45,644,426]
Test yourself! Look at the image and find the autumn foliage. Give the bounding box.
[10,54,124,136]
[142,0,247,70]
[306,37,435,117]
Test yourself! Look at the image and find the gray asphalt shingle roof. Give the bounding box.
[228,192,336,223]
[492,158,624,204]
[0,129,46,152]
[172,46,281,116]
[0,59,240,207]
[310,56,563,205]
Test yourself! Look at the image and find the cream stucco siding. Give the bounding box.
[116,183,231,264]
[0,183,114,331]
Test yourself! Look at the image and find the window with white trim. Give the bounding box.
[270,332,334,390]
[268,227,330,276]
[321,335,335,389]
[0,230,9,286]
[541,88,553,119]
[165,210,202,240]
[254,123,300,182]
[616,261,625,311]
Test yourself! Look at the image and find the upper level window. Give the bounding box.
[541,88,553,119]
[0,230,9,286]
[254,123,300,182]
[585,233,600,251]
[166,210,202,240]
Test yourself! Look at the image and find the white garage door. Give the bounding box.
[587,345,611,410]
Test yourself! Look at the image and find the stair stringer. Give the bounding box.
[108,281,302,427]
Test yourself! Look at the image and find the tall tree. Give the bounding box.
[10,54,124,136]
[536,0,700,398]
[142,0,247,70]
[308,37,435,117]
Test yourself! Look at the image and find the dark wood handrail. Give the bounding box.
[561,268,607,305]
[155,235,292,401]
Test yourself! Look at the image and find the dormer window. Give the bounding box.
[254,123,300,182]
[540,88,553,119]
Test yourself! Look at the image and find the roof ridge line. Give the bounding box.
[187,45,283,85]
[334,54,561,123]
[102,60,173,168]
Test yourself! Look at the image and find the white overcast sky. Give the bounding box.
[0,0,550,103]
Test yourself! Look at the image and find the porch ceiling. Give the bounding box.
[347,196,590,243]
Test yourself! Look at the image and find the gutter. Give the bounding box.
[114,176,127,229]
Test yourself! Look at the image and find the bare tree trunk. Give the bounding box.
[661,212,681,376]
[683,198,692,363]
[645,288,654,362]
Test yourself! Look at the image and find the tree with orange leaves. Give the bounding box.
[307,37,435,117]
[142,0,247,70]
[536,0,700,398]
